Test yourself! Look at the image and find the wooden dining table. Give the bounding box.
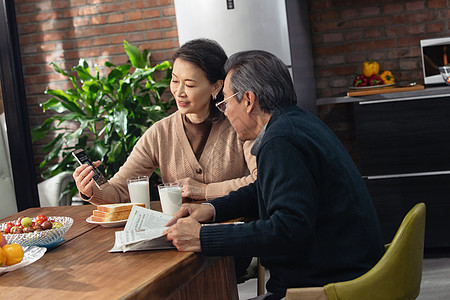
[0,203,238,299]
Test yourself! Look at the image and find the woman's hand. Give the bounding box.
[177,177,207,200]
[73,161,102,198]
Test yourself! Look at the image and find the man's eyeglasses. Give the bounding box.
[215,92,238,113]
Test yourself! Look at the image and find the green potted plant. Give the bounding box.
[32,41,175,202]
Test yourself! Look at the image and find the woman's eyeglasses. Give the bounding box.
[215,92,238,113]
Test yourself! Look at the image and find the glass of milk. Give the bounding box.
[158,182,182,216]
[127,176,150,208]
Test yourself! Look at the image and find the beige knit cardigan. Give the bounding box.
[87,110,257,205]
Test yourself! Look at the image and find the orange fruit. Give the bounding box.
[2,243,24,266]
[0,247,6,266]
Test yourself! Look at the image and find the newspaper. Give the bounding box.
[109,205,174,252]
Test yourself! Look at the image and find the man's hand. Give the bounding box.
[177,177,207,200]
[163,203,215,252]
[165,203,214,227]
[164,217,202,252]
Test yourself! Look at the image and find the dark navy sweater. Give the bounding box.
[201,105,384,297]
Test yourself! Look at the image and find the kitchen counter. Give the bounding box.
[317,85,450,106]
[331,86,450,250]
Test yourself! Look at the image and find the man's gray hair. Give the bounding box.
[224,50,297,113]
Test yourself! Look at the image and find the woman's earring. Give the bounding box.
[212,94,217,100]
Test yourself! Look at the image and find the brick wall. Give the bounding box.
[310,0,450,98]
[309,0,450,164]
[14,0,178,178]
[14,0,450,178]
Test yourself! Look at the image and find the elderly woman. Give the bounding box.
[73,39,257,205]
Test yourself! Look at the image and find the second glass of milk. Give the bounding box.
[158,182,182,215]
[127,176,150,208]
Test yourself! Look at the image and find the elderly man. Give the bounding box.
[165,50,384,299]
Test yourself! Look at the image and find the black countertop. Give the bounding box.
[316,85,450,106]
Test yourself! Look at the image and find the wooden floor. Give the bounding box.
[238,256,450,300]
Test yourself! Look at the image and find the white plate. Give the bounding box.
[86,216,127,227]
[0,246,47,273]
[348,83,396,90]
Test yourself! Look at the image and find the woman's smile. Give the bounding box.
[176,99,190,108]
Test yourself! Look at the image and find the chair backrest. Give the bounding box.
[38,171,74,207]
[324,202,426,300]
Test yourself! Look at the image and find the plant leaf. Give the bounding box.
[37,41,175,194]
[124,40,146,69]
[73,58,94,82]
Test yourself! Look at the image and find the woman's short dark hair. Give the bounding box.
[172,39,228,122]
[224,50,297,113]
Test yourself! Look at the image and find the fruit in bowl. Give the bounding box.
[438,66,450,85]
[0,215,73,247]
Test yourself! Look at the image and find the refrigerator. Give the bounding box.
[174,0,292,75]
[173,0,317,114]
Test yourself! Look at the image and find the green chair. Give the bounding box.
[285,202,426,300]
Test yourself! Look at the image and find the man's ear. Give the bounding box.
[243,91,257,114]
